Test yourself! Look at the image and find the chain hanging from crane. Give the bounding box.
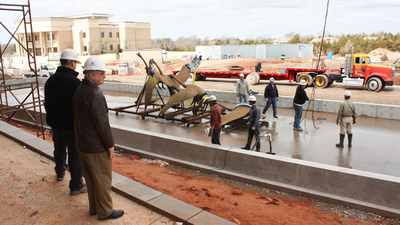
[304,0,330,134]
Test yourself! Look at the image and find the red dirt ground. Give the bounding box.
[13,122,399,225]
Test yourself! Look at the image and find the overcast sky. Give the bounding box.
[1,0,399,44]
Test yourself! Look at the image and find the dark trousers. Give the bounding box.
[211,128,221,145]
[244,125,260,151]
[262,97,277,116]
[78,151,113,219]
[52,128,84,191]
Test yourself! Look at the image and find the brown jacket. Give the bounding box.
[73,79,114,153]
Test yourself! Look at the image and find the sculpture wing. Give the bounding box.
[159,84,205,115]
[221,105,251,126]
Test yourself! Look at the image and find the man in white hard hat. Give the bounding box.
[241,95,261,152]
[236,73,250,103]
[209,95,222,145]
[262,77,279,118]
[336,91,357,148]
[44,48,86,195]
[73,57,124,220]
[293,79,313,131]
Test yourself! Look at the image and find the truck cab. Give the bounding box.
[327,51,395,92]
[345,54,394,91]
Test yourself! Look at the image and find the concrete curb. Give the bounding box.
[110,124,400,220]
[0,121,235,225]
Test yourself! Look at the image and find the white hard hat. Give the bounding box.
[83,57,108,72]
[239,73,244,77]
[299,80,307,86]
[248,95,256,102]
[270,78,275,82]
[344,91,352,97]
[209,95,217,101]
[60,49,80,63]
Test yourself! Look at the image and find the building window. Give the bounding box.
[53,47,58,53]
[34,35,39,41]
[83,32,86,38]
[52,34,56,40]
[117,44,120,50]
[47,34,50,40]
[110,44,113,50]
[101,32,104,38]
[47,47,51,53]
[27,35,32,41]
[116,32,119,38]
[35,48,42,56]
[28,48,33,54]
[109,32,112,38]
[84,46,87,51]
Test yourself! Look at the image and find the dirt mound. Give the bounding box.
[368,48,393,56]
[368,48,400,61]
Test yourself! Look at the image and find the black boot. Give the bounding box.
[348,134,353,147]
[336,134,345,148]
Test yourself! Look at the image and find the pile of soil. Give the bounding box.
[368,48,400,61]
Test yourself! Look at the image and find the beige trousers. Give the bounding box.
[78,151,113,219]
[340,117,353,134]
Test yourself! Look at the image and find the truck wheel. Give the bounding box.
[246,72,260,85]
[298,74,312,85]
[366,77,382,92]
[314,75,328,88]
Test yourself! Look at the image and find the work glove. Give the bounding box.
[277,97,279,101]
[336,120,339,125]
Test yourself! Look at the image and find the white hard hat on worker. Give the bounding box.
[299,80,307,86]
[209,95,217,102]
[344,91,352,97]
[83,57,108,86]
[83,57,108,72]
[248,95,256,102]
[60,49,81,63]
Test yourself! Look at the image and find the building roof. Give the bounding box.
[66,13,113,19]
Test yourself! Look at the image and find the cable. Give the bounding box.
[303,0,330,134]
[214,146,232,171]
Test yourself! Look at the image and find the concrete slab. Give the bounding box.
[4,130,37,142]
[0,121,23,134]
[112,171,130,186]
[113,179,163,204]
[146,194,203,222]
[23,138,54,153]
[40,146,54,160]
[187,210,236,225]
[99,82,400,120]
